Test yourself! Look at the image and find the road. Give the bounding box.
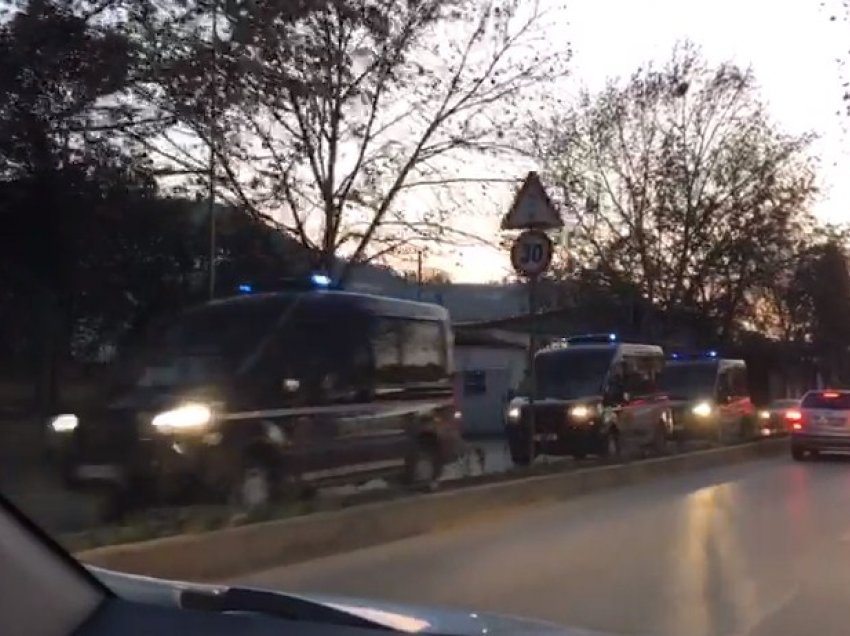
[236,454,850,636]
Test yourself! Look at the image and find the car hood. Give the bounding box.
[290,592,612,636]
[89,566,621,636]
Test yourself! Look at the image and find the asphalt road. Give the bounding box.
[236,454,850,636]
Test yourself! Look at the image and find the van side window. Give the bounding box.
[719,367,750,398]
[268,310,370,404]
[399,320,446,382]
[622,354,658,397]
[372,318,403,385]
[717,367,734,400]
[371,318,447,385]
[727,366,748,398]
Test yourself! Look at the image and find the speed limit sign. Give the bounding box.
[510,229,553,277]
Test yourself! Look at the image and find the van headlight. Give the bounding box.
[506,406,521,424]
[151,403,212,432]
[691,402,712,418]
[48,414,78,433]
[569,404,592,420]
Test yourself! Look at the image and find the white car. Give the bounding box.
[790,390,850,460]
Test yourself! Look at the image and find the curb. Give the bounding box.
[77,438,787,581]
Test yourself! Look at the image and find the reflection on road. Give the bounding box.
[237,457,850,636]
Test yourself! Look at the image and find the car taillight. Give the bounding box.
[785,409,804,430]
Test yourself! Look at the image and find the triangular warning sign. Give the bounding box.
[501,171,563,230]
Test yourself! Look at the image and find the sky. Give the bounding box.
[438,0,850,283]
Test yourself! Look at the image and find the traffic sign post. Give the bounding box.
[503,173,562,465]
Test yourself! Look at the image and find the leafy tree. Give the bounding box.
[130,0,570,280]
[533,43,817,341]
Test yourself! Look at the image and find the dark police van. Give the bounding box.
[47,279,463,515]
[659,352,755,442]
[504,334,673,464]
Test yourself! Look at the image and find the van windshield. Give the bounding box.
[534,348,614,400]
[133,299,293,387]
[658,362,718,399]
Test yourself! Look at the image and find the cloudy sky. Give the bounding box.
[440,0,850,283]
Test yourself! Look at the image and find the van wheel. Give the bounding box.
[405,438,441,491]
[508,443,532,467]
[96,484,132,524]
[232,459,274,510]
[652,421,669,455]
[602,427,621,459]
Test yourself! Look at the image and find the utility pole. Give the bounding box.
[416,249,423,300]
[207,0,219,300]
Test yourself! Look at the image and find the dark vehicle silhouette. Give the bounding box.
[660,353,755,443]
[505,334,672,464]
[47,283,462,516]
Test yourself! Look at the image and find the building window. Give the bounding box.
[463,370,487,396]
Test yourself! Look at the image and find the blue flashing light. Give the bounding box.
[237,283,253,294]
[668,350,720,361]
[608,333,617,342]
[311,273,332,288]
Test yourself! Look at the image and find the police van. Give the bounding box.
[504,334,673,464]
[47,276,463,516]
[658,352,755,442]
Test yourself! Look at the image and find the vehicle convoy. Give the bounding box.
[790,389,850,460]
[504,334,673,464]
[0,493,621,636]
[45,278,463,515]
[658,353,755,443]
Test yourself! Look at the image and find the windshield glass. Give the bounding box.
[153,300,290,358]
[658,362,718,399]
[128,300,291,388]
[534,348,614,400]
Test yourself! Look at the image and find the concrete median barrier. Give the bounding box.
[77,438,787,581]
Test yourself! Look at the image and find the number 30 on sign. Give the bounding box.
[510,229,554,278]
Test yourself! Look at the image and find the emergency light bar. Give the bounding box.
[235,273,336,295]
[668,350,720,360]
[564,333,619,345]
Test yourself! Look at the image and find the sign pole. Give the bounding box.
[527,274,538,462]
[502,171,562,468]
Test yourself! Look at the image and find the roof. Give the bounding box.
[200,289,450,322]
[537,342,663,357]
[454,329,527,350]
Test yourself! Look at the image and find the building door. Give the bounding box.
[461,368,513,436]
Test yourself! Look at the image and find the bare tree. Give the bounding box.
[131,0,570,281]
[533,43,817,340]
